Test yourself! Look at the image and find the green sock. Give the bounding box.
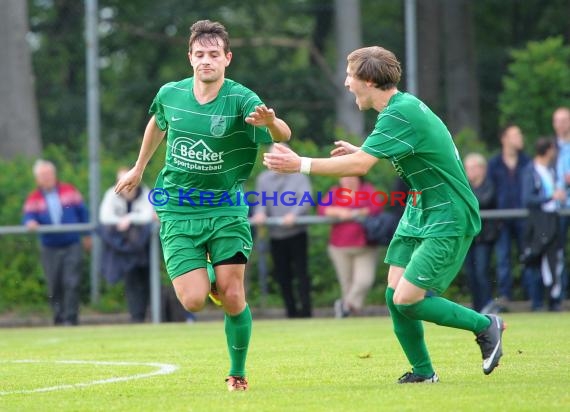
[396,296,491,334]
[225,304,252,377]
[385,288,434,377]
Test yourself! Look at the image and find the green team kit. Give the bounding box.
[361,91,481,293]
[358,90,500,382]
[150,77,274,278]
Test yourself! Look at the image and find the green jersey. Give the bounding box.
[361,91,480,238]
[149,77,273,220]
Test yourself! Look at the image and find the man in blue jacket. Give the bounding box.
[23,160,90,326]
[487,124,530,309]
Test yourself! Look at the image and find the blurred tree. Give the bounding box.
[499,36,570,144]
[24,0,570,155]
[474,0,570,146]
[417,0,443,115]
[28,0,85,160]
[95,0,339,152]
[0,0,41,159]
[443,0,480,137]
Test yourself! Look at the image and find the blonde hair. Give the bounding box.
[463,152,487,168]
[32,159,56,177]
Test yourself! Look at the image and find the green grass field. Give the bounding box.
[1,313,569,412]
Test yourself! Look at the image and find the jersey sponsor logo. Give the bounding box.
[210,115,226,137]
[171,137,224,171]
[171,116,183,122]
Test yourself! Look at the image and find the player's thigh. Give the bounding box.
[404,236,473,294]
[214,263,246,293]
[171,267,210,300]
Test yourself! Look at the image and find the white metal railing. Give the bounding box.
[2,208,569,323]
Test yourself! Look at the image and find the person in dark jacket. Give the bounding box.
[487,124,531,308]
[521,138,566,311]
[463,153,498,313]
[99,167,156,322]
[22,160,90,326]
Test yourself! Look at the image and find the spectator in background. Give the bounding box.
[487,124,531,309]
[318,176,382,318]
[521,138,566,311]
[553,106,570,299]
[251,144,313,318]
[22,160,90,326]
[99,167,155,323]
[463,153,498,313]
[553,106,570,149]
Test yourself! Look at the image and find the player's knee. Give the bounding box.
[177,293,206,313]
[218,284,244,307]
[220,287,243,304]
[392,290,407,305]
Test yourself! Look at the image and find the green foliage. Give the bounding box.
[0,144,139,312]
[499,36,570,144]
[453,127,491,160]
[28,0,87,155]
[0,156,45,311]
[15,0,570,316]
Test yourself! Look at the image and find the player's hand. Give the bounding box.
[26,220,39,231]
[117,216,132,232]
[553,188,566,202]
[114,167,143,195]
[281,213,296,227]
[245,105,276,127]
[263,143,301,174]
[331,140,360,157]
[250,213,267,225]
[82,236,92,252]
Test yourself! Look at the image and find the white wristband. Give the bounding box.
[299,157,312,175]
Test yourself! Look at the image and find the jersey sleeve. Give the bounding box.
[239,87,273,144]
[148,85,170,131]
[361,111,415,160]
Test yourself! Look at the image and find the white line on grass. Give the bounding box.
[0,360,179,395]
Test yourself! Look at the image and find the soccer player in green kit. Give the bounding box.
[264,46,505,383]
[115,20,291,391]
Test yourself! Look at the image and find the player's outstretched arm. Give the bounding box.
[263,143,377,177]
[115,116,166,195]
[245,105,291,142]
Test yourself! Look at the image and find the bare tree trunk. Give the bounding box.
[417,0,443,115]
[334,0,364,138]
[0,0,42,159]
[443,0,480,136]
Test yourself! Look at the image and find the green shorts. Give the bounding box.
[159,216,253,280]
[385,234,473,294]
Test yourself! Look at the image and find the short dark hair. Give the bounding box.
[189,20,230,54]
[347,46,401,90]
[498,123,518,140]
[534,137,555,156]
